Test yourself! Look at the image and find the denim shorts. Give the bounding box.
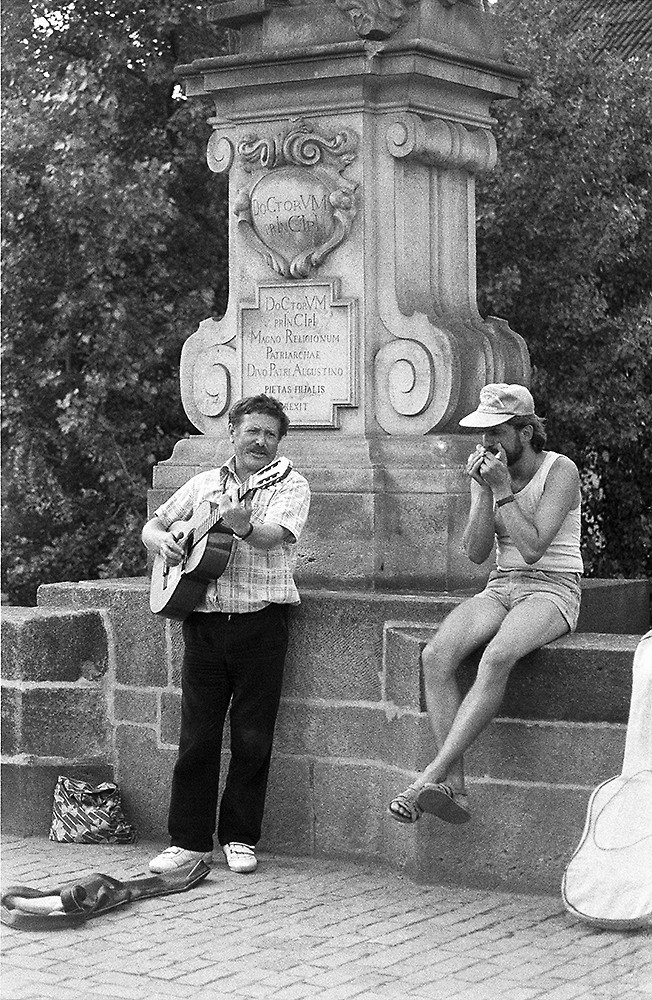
[483,569,582,632]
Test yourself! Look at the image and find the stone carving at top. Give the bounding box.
[238,122,358,173]
[332,0,484,39]
[211,120,360,281]
[386,113,497,173]
[333,0,419,40]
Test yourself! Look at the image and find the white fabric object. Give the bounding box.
[622,630,652,774]
[562,631,652,928]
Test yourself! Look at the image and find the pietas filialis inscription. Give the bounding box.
[240,281,356,427]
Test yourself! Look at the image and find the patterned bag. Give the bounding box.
[49,775,138,844]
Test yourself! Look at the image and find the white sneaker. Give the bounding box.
[222,842,257,873]
[149,846,213,873]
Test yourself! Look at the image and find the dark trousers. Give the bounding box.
[167,604,289,852]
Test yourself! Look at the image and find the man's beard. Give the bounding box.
[505,439,524,467]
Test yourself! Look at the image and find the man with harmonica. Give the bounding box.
[389,383,583,826]
[142,394,310,874]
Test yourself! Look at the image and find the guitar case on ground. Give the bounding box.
[1,860,210,929]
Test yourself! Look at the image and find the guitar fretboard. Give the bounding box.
[191,459,291,547]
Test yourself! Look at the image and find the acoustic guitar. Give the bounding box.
[149,457,292,621]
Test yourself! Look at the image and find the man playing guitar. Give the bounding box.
[142,395,310,876]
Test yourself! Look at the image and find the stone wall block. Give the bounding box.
[1,688,20,756]
[285,605,383,702]
[379,711,625,787]
[38,579,167,688]
[374,492,449,590]
[169,620,184,688]
[294,493,375,589]
[114,725,177,839]
[1,607,108,683]
[411,781,592,893]
[381,713,435,774]
[312,761,387,861]
[494,635,638,722]
[577,578,650,633]
[465,718,625,787]
[16,688,110,758]
[382,625,430,710]
[114,687,158,725]
[275,701,385,759]
[285,592,456,702]
[260,754,314,856]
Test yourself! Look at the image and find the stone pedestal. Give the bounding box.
[158,0,530,590]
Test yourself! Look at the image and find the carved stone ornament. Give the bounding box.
[221,120,358,280]
[386,112,497,174]
[333,0,419,40]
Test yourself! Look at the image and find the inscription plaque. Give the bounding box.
[250,170,334,265]
[240,280,357,427]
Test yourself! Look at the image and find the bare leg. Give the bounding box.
[388,595,507,823]
[418,598,570,793]
[422,595,508,793]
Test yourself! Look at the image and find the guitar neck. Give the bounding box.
[193,481,254,539]
[192,460,290,545]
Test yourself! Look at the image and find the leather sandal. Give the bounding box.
[388,785,424,824]
[417,783,471,824]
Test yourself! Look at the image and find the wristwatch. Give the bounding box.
[496,494,515,508]
[234,522,254,539]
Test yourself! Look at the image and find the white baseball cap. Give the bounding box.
[459,383,536,428]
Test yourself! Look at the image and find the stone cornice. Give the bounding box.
[176,37,529,87]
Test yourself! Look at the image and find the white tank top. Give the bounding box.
[495,451,583,573]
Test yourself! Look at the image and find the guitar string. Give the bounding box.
[186,459,292,545]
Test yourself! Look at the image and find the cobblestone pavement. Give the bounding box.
[1,836,650,1000]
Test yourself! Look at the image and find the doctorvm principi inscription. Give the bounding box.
[240,280,357,427]
[231,120,359,280]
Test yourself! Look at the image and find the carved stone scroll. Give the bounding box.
[386,113,497,174]
[206,134,235,174]
[181,316,238,432]
[238,121,358,172]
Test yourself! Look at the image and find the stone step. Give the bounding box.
[381,623,637,785]
[384,624,640,722]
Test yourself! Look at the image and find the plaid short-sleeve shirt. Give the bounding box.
[154,456,310,614]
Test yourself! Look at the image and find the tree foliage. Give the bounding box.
[2,0,651,604]
[478,0,652,578]
[2,2,229,604]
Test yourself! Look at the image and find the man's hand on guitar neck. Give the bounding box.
[218,487,253,539]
